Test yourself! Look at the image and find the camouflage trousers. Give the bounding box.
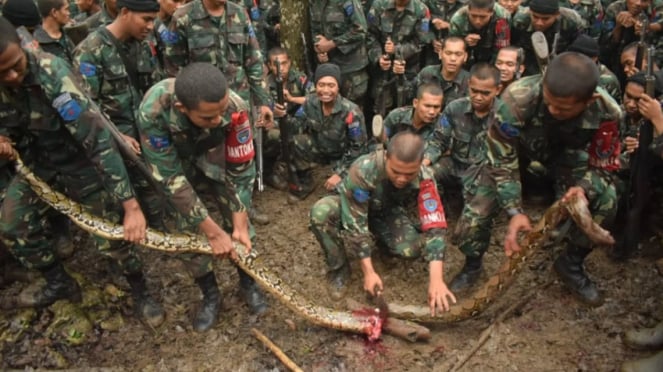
[310,195,426,270]
[0,172,143,273]
[170,164,258,279]
[290,133,339,172]
[340,70,369,106]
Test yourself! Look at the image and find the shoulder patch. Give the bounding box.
[440,115,450,128]
[149,135,171,150]
[499,122,520,138]
[79,62,97,77]
[248,24,257,39]
[421,18,430,33]
[250,6,262,20]
[603,20,615,31]
[344,3,354,16]
[353,188,370,203]
[159,28,179,45]
[295,106,305,118]
[53,93,82,121]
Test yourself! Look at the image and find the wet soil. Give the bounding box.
[1,168,662,371]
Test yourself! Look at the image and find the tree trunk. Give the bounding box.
[280,0,311,75]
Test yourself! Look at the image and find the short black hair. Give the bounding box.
[37,0,66,18]
[442,36,467,51]
[543,52,598,101]
[0,17,20,55]
[470,62,501,87]
[469,0,495,10]
[416,82,444,99]
[498,46,525,65]
[267,46,289,60]
[387,131,425,163]
[175,63,227,110]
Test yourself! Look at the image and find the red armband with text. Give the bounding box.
[418,179,447,231]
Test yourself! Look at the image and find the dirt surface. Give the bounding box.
[1,169,663,371]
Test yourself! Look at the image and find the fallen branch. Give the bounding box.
[346,299,431,342]
[251,328,303,372]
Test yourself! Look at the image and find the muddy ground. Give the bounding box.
[1,167,663,371]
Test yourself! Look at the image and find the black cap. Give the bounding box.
[2,0,41,28]
[529,0,559,14]
[627,72,663,97]
[568,35,599,58]
[116,0,160,12]
[314,63,341,85]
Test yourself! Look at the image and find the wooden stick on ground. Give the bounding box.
[251,328,304,372]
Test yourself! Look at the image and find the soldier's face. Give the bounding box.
[542,86,589,121]
[125,10,157,40]
[623,82,645,116]
[440,40,467,73]
[498,0,521,14]
[159,0,186,16]
[627,0,650,14]
[467,7,494,29]
[495,49,521,83]
[413,92,443,123]
[0,43,28,88]
[530,11,558,32]
[204,0,226,8]
[315,76,339,103]
[52,3,71,26]
[469,76,500,112]
[268,54,290,80]
[385,155,420,189]
[178,93,230,129]
[620,49,648,78]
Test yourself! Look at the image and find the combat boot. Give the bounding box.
[238,269,268,315]
[20,262,81,308]
[287,170,315,203]
[326,264,350,301]
[621,350,663,372]
[449,255,483,292]
[193,271,222,332]
[624,321,663,350]
[126,273,165,328]
[249,206,270,226]
[553,245,603,306]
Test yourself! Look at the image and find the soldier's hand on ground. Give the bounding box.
[384,37,395,54]
[363,272,383,296]
[428,280,456,316]
[392,60,406,75]
[314,35,336,53]
[432,18,450,30]
[465,34,481,47]
[324,174,342,190]
[273,103,287,118]
[624,136,639,153]
[637,93,663,123]
[317,52,329,63]
[504,213,532,257]
[379,55,392,71]
[121,198,147,243]
[121,133,142,155]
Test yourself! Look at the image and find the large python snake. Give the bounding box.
[14,157,613,337]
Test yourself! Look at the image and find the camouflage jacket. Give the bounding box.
[266,67,312,117]
[449,3,512,65]
[309,0,369,73]
[302,93,368,176]
[153,16,174,74]
[422,0,463,39]
[137,79,245,227]
[501,75,623,197]
[231,0,276,53]
[74,28,161,138]
[439,96,521,209]
[598,63,622,103]
[559,0,604,37]
[414,65,470,107]
[163,0,270,106]
[33,26,75,63]
[337,150,446,261]
[0,45,135,202]
[511,7,587,75]
[83,3,115,33]
[383,106,445,163]
[366,0,432,75]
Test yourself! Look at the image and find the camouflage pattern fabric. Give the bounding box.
[382,106,446,163]
[598,63,622,103]
[82,2,115,33]
[413,65,470,107]
[449,3,512,67]
[231,0,277,58]
[559,0,604,38]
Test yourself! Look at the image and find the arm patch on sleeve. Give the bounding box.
[79,62,96,77]
[53,92,82,121]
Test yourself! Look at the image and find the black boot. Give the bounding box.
[193,272,222,332]
[553,245,603,306]
[20,262,81,308]
[326,264,350,301]
[449,255,483,292]
[238,269,268,315]
[126,273,165,328]
[287,170,315,203]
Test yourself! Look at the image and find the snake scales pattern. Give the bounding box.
[14,156,614,336]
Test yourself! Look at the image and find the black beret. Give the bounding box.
[116,0,160,12]
[529,0,560,14]
[568,35,599,58]
[2,0,41,28]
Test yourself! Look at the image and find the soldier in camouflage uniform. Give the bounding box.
[568,34,622,102]
[34,0,76,63]
[74,0,165,227]
[232,0,274,59]
[494,46,525,90]
[137,63,268,333]
[309,0,370,105]
[421,0,463,66]
[498,0,524,18]
[367,0,432,114]
[153,0,186,71]
[265,46,312,191]
[289,63,368,201]
[413,36,470,107]
[511,0,587,76]
[429,63,529,292]
[83,0,118,32]
[0,17,164,326]
[382,83,445,165]
[559,0,604,38]
[501,53,623,306]
[72,0,101,23]
[310,131,457,314]
[449,0,511,69]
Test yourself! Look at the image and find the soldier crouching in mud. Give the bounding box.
[310,131,457,316]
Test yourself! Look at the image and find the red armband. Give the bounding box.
[418,179,447,231]
[588,120,620,171]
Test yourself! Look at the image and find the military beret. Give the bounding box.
[314,63,342,85]
[2,0,41,28]
[529,0,559,14]
[116,0,160,12]
[568,35,599,58]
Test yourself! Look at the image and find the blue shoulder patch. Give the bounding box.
[353,188,370,203]
[295,106,305,118]
[421,19,430,32]
[603,20,615,31]
[440,115,450,128]
[347,121,362,139]
[499,122,520,138]
[344,3,354,16]
[79,62,96,77]
[159,29,179,45]
[250,7,261,20]
[149,135,171,150]
[367,12,377,25]
[53,92,82,121]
